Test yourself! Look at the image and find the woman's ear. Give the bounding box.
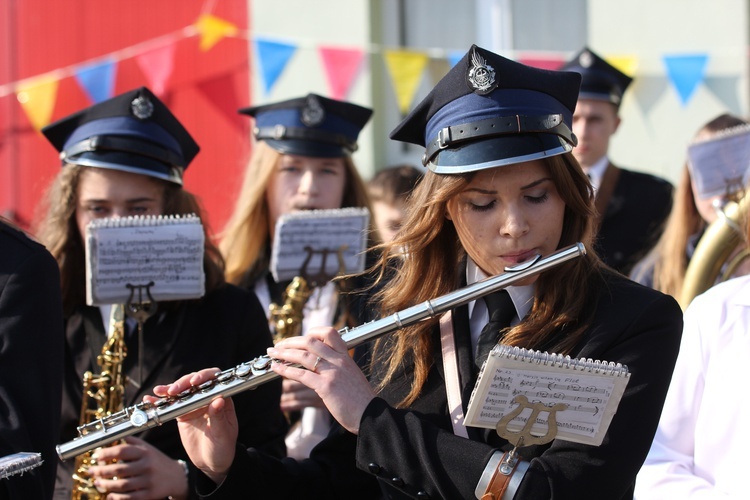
[445,211,452,221]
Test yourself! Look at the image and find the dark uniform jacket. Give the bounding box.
[196,270,683,499]
[595,165,673,275]
[55,284,288,499]
[0,223,64,500]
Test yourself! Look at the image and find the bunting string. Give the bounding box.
[0,11,740,131]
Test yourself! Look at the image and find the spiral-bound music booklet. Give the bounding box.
[0,452,42,480]
[270,207,370,283]
[465,345,630,446]
[84,215,205,305]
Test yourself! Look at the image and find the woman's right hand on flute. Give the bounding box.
[147,368,237,486]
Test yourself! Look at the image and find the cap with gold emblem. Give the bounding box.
[390,44,581,174]
[41,87,199,185]
[239,93,372,158]
[560,47,633,106]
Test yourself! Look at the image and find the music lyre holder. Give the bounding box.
[298,244,349,288]
[494,395,566,474]
[125,282,158,388]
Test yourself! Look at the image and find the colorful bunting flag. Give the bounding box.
[384,49,429,115]
[195,14,238,52]
[16,75,60,131]
[74,58,117,104]
[517,55,565,71]
[606,55,638,78]
[704,75,742,115]
[447,51,463,68]
[318,46,365,100]
[427,57,452,86]
[663,54,709,105]
[136,43,177,96]
[255,38,298,96]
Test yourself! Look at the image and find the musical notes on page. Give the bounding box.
[465,345,630,446]
[270,208,370,283]
[85,215,206,305]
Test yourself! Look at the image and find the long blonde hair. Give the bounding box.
[220,141,375,286]
[35,164,226,316]
[372,153,604,407]
[634,113,748,297]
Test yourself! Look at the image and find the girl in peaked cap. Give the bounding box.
[151,47,682,499]
[219,93,379,459]
[36,87,288,500]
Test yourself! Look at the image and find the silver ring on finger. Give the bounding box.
[312,356,321,372]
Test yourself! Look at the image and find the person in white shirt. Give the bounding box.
[635,272,750,498]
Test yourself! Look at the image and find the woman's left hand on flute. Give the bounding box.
[269,325,376,435]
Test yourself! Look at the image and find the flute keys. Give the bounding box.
[129,409,149,427]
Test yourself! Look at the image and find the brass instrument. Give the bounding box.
[268,276,312,343]
[56,243,586,461]
[679,196,750,309]
[71,304,127,500]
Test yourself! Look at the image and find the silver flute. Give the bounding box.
[57,242,585,461]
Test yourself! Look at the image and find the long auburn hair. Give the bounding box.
[220,141,376,286]
[371,152,604,407]
[632,113,748,297]
[35,164,226,316]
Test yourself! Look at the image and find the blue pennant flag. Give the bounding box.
[447,50,463,68]
[255,38,298,95]
[663,54,708,106]
[75,58,117,104]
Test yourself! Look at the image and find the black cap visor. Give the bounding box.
[427,134,572,174]
[65,151,184,185]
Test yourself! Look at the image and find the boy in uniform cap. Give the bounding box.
[37,87,288,499]
[155,45,682,500]
[562,47,674,275]
[220,93,377,460]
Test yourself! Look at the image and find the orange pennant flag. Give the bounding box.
[16,75,60,131]
[384,49,429,115]
[194,14,238,52]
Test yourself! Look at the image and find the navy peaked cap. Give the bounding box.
[560,47,633,106]
[389,45,581,174]
[239,93,372,157]
[42,87,198,185]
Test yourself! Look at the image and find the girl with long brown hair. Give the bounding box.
[36,87,287,500]
[152,46,683,499]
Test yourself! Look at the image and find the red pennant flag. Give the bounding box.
[196,72,244,130]
[318,46,365,100]
[136,42,177,96]
[517,54,565,71]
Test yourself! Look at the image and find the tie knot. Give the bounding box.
[483,290,515,324]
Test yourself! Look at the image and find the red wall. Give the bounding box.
[0,0,251,237]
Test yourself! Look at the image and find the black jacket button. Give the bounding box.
[368,463,381,474]
[416,492,430,499]
[391,477,405,487]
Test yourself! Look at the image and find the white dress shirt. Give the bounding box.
[635,275,750,499]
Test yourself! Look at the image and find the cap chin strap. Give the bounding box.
[422,114,577,166]
[254,125,357,152]
[61,135,184,167]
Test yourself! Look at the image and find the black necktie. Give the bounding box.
[475,290,515,370]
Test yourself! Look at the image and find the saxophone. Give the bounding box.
[71,304,127,500]
[268,276,312,343]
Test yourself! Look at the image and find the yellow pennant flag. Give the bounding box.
[16,75,60,131]
[195,14,238,52]
[384,49,429,115]
[606,55,638,78]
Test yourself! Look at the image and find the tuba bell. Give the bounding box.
[679,195,750,309]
